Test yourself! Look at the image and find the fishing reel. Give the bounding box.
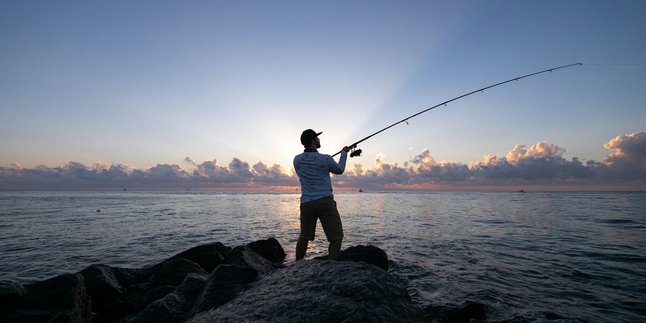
[350,147,362,158]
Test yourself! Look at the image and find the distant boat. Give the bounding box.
[359,189,364,193]
[519,189,526,193]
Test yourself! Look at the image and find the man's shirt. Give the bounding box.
[293,149,348,203]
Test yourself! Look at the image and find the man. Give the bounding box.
[293,129,352,260]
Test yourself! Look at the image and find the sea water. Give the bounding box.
[0,190,644,322]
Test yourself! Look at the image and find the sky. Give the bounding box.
[1,0,645,190]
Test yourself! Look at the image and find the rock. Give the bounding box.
[338,245,389,271]
[1,273,92,323]
[111,267,152,288]
[0,281,26,309]
[2,241,411,323]
[191,264,258,314]
[79,253,205,322]
[157,242,231,274]
[315,245,389,271]
[246,238,286,263]
[78,264,153,323]
[222,246,281,274]
[188,260,424,323]
[134,285,176,310]
[107,258,208,321]
[424,301,487,322]
[126,273,208,323]
[79,264,124,312]
[97,283,148,323]
[147,258,208,289]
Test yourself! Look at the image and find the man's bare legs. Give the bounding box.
[296,237,343,260]
[296,237,309,261]
[328,238,343,260]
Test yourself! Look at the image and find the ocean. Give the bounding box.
[1,190,644,322]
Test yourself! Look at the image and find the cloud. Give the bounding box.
[229,158,253,179]
[1,132,645,190]
[467,141,594,181]
[193,160,231,180]
[505,141,566,164]
[409,149,471,182]
[0,158,297,189]
[337,133,645,189]
[252,162,293,186]
[599,131,646,180]
[604,132,646,163]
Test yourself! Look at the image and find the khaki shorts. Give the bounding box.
[300,196,344,242]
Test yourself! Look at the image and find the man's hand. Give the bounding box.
[342,144,357,152]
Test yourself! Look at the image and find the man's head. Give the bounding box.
[300,129,322,148]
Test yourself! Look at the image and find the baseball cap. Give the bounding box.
[300,129,322,145]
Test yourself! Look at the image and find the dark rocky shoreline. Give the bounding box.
[0,239,485,322]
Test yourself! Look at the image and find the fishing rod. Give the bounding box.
[332,62,583,158]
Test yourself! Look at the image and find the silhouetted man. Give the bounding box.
[293,129,351,260]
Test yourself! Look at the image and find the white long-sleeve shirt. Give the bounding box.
[293,149,348,203]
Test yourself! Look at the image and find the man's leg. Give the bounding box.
[296,237,309,261]
[320,198,344,260]
[297,200,317,261]
[328,238,342,260]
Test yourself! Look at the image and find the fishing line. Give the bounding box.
[332,63,583,158]
[583,63,639,66]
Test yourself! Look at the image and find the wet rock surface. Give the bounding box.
[337,244,389,271]
[189,260,424,323]
[245,237,286,263]
[0,239,485,323]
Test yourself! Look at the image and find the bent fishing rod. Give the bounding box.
[332,63,583,158]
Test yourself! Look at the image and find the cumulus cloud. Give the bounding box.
[0,158,298,189]
[337,133,645,189]
[229,158,253,179]
[467,141,594,181]
[408,149,470,182]
[252,162,293,185]
[600,131,646,179]
[505,141,566,164]
[604,132,646,162]
[193,160,230,179]
[352,163,364,176]
[1,132,645,190]
[357,153,410,185]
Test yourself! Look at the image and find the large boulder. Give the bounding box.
[190,264,258,314]
[222,246,282,274]
[147,258,208,289]
[188,260,425,323]
[315,245,389,271]
[79,264,124,313]
[0,273,92,323]
[133,285,175,311]
[0,281,26,310]
[338,245,389,271]
[78,264,153,322]
[126,273,208,323]
[246,238,286,263]
[156,242,231,274]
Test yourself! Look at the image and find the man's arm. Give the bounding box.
[328,146,351,174]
